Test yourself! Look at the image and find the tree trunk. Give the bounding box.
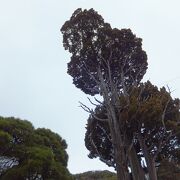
[138,134,157,180]
[99,69,130,180]
[115,149,130,180]
[145,157,157,180]
[108,106,130,180]
[115,132,130,180]
[128,145,145,180]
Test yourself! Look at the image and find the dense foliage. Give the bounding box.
[85,81,180,170]
[157,160,180,180]
[61,8,147,95]
[0,117,71,180]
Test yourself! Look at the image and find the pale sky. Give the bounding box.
[0,0,180,174]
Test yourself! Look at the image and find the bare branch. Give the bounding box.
[97,124,112,143]
[92,114,108,122]
[79,101,108,122]
[90,135,102,157]
[94,97,103,105]
[82,61,100,84]
[161,96,171,130]
[79,101,92,113]
[87,97,99,106]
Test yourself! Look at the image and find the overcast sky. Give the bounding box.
[1,0,180,174]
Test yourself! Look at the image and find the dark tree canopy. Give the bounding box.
[85,81,180,169]
[61,8,148,95]
[157,159,180,180]
[85,105,115,167]
[0,117,71,180]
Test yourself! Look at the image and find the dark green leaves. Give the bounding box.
[61,8,148,95]
[0,117,71,180]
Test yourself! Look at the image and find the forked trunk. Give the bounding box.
[107,106,130,180]
[99,69,130,180]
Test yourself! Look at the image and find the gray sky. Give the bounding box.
[0,0,180,174]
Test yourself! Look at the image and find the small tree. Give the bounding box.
[0,117,71,180]
[61,8,148,180]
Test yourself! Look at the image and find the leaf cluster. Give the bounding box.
[61,8,148,95]
[0,117,71,180]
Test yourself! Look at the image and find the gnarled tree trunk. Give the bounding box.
[107,104,130,180]
[128,145,146,180]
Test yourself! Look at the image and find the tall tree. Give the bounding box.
[61,8,148,180]
[0,117,71,180]
[85,81,180,180]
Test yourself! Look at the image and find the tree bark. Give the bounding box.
[98,68,130,180]
[108,109,130,180]
[115,147,130,180]
[148,159,157,180]
[128,145,145,180]
[138,134,157,180]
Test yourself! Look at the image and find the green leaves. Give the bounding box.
[0,131,12,148]
[0,117,71,180]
